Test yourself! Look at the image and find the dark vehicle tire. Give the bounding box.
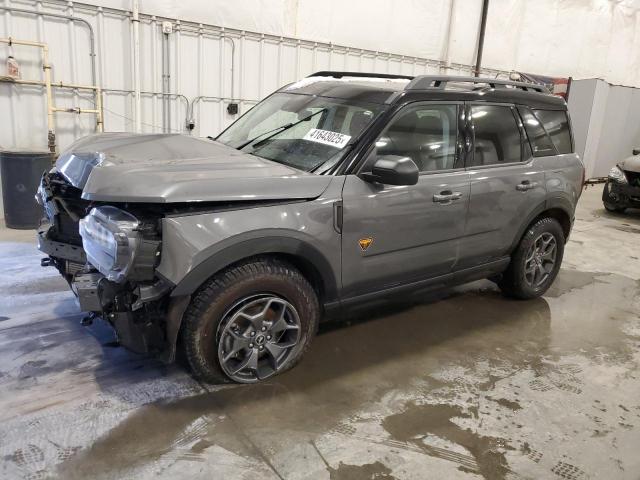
[602,183,626,213]
[499,217,565,300]
[181,257,320,384]
[603,202,625,213]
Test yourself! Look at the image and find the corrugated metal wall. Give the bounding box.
[1,0,510,217]
[1,0,509,153]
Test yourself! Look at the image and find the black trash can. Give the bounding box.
[1,151,55,229]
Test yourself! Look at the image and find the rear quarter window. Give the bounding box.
[533,109,573,154]
[517,106,556,157]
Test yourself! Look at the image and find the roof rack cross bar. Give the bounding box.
[405,75,548,93]
[308,71,415,81]
[304,71,550,94]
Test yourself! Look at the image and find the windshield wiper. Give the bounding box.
[236,108,327,151]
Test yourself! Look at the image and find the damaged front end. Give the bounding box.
[36,170,174,357]
[603,162,640,211]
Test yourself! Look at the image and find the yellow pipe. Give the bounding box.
[52,108,101,113]
[52,80,101,91]
[42,44,55,151]
[0,38,105,148]
[0,37,46,48]
[3,77,100,92]
[1,77,104,131]
[96,87,104,132]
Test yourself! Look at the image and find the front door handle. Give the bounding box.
[433,191,463,203]
[516,180,539,191]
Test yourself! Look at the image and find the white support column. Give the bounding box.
[131,0,141,133]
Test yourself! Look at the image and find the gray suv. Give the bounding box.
[36,72,584,383]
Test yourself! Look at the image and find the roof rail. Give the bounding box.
[405,75,548,93]
[308,71,415,81]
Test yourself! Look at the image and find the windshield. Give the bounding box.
[216,93,384,173]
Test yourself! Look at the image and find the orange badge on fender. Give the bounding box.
[358,237,373,251]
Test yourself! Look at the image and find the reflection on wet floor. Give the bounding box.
[1,190,640,480]
[45,271,639,480]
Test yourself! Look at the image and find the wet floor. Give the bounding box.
[1,187,639,479]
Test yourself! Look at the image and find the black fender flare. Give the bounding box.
[170,234,339,299]
[162,234,339,362]
[508,196,574,252]
[545,194,575,217]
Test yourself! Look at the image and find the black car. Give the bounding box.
[603,148,640,213]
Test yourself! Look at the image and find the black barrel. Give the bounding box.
[1,151,55,229]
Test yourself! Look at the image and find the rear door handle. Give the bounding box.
[516,180,539,191]
[433,191,463,203]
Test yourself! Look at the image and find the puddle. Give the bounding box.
[328,461,396,480]
[382,402,511,479]
[611,225,640,234]
[22,268,640,479]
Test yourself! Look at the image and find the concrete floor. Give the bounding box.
[0,186,639,480]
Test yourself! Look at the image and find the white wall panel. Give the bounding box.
[594,85,640,177]
[566,79,597,170]
[2,0,640,216]
[482,0,640,87]
[569,78,640,179]
[4,0,485,153]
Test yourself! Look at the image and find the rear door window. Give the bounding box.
[470,105,522,166]
[532,109,573,154]
[517,106,556,157]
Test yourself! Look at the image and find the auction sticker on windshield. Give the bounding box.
[303,129,351,149]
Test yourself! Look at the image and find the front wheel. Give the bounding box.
[499,217,565,300]
[181,258,320,384]
[603,202,625,213]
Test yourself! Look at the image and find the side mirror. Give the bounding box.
[633,148,640,156]
[361,155,419,186]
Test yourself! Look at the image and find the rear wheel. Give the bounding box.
[499,217,564,299]
[181,258,320,384]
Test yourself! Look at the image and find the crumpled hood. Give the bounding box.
[619,154,640,173]
[55,133,331,203]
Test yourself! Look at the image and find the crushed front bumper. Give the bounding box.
[68,271,172,354]
[37,224,86,263]
[38,223,173,355]
[603,181,640,209]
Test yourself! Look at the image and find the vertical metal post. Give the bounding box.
[166,35,171,132]
[67,1,79,139]
[219,30,226,130]
[195,23,203,135]
[474,0,490,77]
[161,27,171,133]
[441,0,457,74]
[258,34,264,99]
[151,16,158,132]
[95,87,104,132]
[42,44,56,152]
[131,0,141,132]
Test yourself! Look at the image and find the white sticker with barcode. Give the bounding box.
[303,129,351,149]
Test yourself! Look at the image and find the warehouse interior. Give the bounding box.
[1,1,640,479]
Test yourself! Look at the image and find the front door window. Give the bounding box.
[374,104,461,172]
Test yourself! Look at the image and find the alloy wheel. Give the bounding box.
[524,232,557,288]
[217,294,301,383]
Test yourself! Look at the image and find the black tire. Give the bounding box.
[603,202,625,213]
[499,217,565,300]
[181,257,320,384]
[602,183,626,213]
